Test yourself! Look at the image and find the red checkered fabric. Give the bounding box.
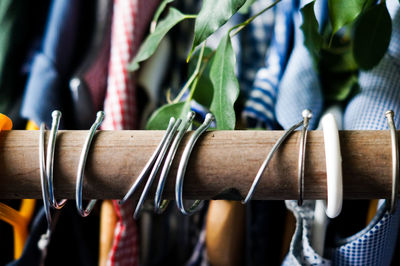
[102,0,159,265]
[106,201,139,266]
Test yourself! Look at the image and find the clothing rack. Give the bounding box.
[0,130,397,200]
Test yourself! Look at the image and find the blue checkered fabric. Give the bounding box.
[283,2,400,265]
[331,2,400,264]
[331,204,400,266]
[283,201,331,266]
[283,201,400,266]
[344,0,400,130]
[242,0,294,129]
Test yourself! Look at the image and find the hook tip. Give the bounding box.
[205,113,215,122]
[52,110,62,119]
[386,110,394,118]
[302,109,312,119]
[187,111,195,120]
[95,111,105,123]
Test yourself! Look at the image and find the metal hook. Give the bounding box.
[154,112,195,214]
[39,123,52,230]
[385,110,399,214]
[75,111,104,217]
[46,111,67,209]
[133,118,182,219]
[119,117,177,206]
[242,118,305,204]
[175,113,214,216]
[298,109,312,206]
[39,123,54,252]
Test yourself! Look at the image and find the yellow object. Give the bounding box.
[26,120,39,130]
[0,116,36,259]
[366,200,379,225]
[206,200,245,266]
[99,200,117,266]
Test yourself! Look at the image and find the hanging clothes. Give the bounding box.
[20,0,85,127]
[18,0,100,265]
[274,0,324,130]
[100,0,159,265]
[70,0,113,130]
[282,0,400,264]
[242,0,293,129]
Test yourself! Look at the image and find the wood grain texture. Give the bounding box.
[0,130,396,200]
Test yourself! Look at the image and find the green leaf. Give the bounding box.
[189,47,214,108]
[152,0,174,25]
[238,0,257,14]
[353,3,392,70]
[146,101,191,130]
[320,46,358,73]
[128,8,189,71]
[323,73,359,102]
[188,0,246,60]
[300,1,323,64]
[328,0,368,35]
[209,35,239,130]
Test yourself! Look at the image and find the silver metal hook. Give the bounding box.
[175,113,214,216]
[46,111,67,209]
[133,118,182,219]
[119,117,176,206]
[154,112,196,214]
[298,109,312,206]
[242,118,305,204]
[75,111,104,217]
[385,110,399,214]
[39,123,55,253]
[39,123,52,229]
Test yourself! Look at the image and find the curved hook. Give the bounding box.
[39,123,53,251]
[133,118,182,219]
[46,111,67,209]
[75,111,104,217]
[154,112,195,214]
[242,119,304,204]
[119,117,177,206]
[321,113,343,218]
[39,123,52,229]
[297,109,312,206]
[385,110,399,214]
[175,113,214,216]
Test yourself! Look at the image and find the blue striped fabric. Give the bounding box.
[238,0,276,95]
[242,0,294,129]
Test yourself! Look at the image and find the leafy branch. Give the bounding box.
[131,0,278,130]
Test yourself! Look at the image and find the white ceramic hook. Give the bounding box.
[321,113,343,218]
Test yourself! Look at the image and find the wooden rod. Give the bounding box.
[0,130,397,200]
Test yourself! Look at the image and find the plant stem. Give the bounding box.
[188,56,210,101]
[230,0,282,36]
[152,14,196,33]
[184,14,197,19]
[173,42,206,103]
